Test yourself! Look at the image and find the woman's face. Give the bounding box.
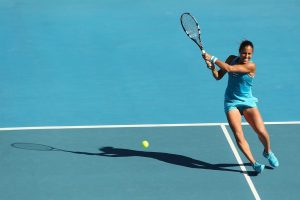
[239,45,253,64]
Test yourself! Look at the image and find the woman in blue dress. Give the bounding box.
[202,40,279,173]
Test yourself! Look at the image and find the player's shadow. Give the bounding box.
[11,143,270,176]
[82,146,264,176]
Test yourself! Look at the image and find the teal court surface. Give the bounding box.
[1,122,300,200]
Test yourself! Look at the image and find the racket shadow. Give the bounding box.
[11,143,268,176]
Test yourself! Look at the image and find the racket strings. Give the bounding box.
[181,14,200,43]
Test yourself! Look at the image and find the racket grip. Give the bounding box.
[201,50,206,54]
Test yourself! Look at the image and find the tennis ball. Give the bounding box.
[142,140,149,148]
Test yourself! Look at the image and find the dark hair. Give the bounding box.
[239,40,254,53]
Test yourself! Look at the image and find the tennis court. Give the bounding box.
[1,123,300,199]
[1,0,300,199]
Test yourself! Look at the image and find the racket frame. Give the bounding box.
[180,12,211,68]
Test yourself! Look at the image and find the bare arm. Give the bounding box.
[203,53,256,74]
[207,55,236,80]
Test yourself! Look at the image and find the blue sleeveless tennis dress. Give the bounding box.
[224,57,258,113]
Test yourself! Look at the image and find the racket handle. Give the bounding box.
[200,49,211,69]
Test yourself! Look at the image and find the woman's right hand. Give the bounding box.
[202,52,212,61]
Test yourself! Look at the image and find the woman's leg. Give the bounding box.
[226,109,256,164]
[243,107,271,153]
[243,107,279,167]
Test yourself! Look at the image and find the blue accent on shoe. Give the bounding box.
[263,151,279,167]
[252,162,265,173]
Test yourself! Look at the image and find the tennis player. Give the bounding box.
[202,40,279,173]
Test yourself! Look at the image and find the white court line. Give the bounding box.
[0,123,221,131]
[0,121,300,131]
[220,124,261,200]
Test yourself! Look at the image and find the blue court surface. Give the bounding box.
[0,0,300,199]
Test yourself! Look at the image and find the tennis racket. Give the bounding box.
[180,12,211,68]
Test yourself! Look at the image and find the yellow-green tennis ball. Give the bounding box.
[142,140,149,148]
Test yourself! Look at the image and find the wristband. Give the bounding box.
[210,56,218,64]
